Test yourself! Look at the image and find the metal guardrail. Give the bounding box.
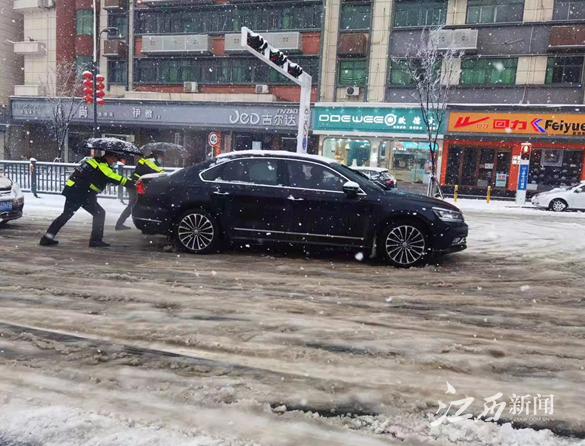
[0,159,180,201]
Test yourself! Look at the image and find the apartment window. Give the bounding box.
[75,56,92,77]
[76,10,93,35]
[546,57,584,84]
[340,3,372,30]
[108,60,127,85]
[467,0,524,24]
[338,59,368,86]
[390,60,415,85]
[394,0,447,27]
[460,58,518,85]
[108,14,127,37]
[134,57,319,85]
[134,3,322,34]
[553,0,585,19]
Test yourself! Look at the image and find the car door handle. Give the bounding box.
[213,191,230,196]
[288,195,304,201]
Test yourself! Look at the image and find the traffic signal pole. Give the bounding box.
[240,27,312,154]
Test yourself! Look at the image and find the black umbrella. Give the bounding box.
[140,142,186,154]
[85,138,142,157]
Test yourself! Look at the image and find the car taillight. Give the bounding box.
[385,179,395,186]
[136,180,145,195]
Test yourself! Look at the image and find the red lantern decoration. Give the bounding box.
[83,87,93,95]
[83,96,93,104]
[96,74,105,82]
[83,79,94,88]
[96,90,105,98]
[95,82,105,90]
[96,97,105,106]
[82,71,93,79]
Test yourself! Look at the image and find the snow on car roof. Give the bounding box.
[351,166,388,172]
[216,150,338,164]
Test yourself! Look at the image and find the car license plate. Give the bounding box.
[0,201,13,212]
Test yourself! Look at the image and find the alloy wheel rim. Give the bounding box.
[552,200,566,212]
[178,213,214,251]
[385,225,426,266]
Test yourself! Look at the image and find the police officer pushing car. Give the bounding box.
[40,138,139,248]
[115,150,164,231]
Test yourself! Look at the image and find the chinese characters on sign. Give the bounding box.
[432,382,554,427]
[449,112,585,136]
[229,109,298,127]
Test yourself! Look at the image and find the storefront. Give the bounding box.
[313,104,444,183]
[9,98,314,163]
[443,108,585,197]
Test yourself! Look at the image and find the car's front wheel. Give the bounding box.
[549,198,568,212]
[175,209,220,254]
[378,220,430,268]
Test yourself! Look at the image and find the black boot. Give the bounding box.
[89,240,110,248]
[40,235,59,246]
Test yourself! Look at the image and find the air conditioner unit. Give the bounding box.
[184,82,198,93]
[255,84,269,94]
[346,86,360,97]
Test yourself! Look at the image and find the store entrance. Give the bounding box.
[446,146,512,189]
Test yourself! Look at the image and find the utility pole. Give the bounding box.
[240,27,312,154]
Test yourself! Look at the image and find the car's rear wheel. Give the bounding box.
[175,209,220,254]
[549,198,568,212]
[378,220,430,268]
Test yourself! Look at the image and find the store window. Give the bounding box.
[460,58,518,85]
[528,149,584,190]
[466,0,524,24]
[545,57,584,84]
[394,0,447,27]
[322,138,371,167]
[392,142,432,183]
[445,146,512,188]
[553,0,585,20]
[340,3,372,30]
[338,59,368,86]
[76,10,93,36]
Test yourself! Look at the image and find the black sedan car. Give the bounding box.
[133,151,467,267]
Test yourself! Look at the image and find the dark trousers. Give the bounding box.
[116,189,136,227]
[46,194,105,242]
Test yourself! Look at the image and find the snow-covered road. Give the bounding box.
[1,195,584,446]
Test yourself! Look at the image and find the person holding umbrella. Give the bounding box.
[39,138,140,248]
[115,142,184,231]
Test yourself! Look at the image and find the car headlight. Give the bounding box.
[13,196,24,206]
[433,207,464,222]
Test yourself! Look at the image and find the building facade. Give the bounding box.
[8,0,323,161]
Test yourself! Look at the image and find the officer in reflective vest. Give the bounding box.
[115,151,164,231]
[40,152,135,247]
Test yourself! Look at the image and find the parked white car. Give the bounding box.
[531,181,585,212]
[0,174,24,223]
[350,166,397,188]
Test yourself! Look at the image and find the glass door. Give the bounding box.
[494,151,511,188]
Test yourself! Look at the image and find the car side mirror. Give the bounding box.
[575,189,582,194]
[343,181,360,198]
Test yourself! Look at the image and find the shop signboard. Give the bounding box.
[449,112,585,137]
[313,106,443,136]
[495,173,507,188]
[11,99,299,132]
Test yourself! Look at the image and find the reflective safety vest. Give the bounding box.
[133,157,164,180]
[64,157,133,196]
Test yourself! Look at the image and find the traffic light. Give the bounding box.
[287,62,303,78]
[247,32,268,53]
[96,74,106,106]
[520,142,531,161]
[269,50,287,67]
